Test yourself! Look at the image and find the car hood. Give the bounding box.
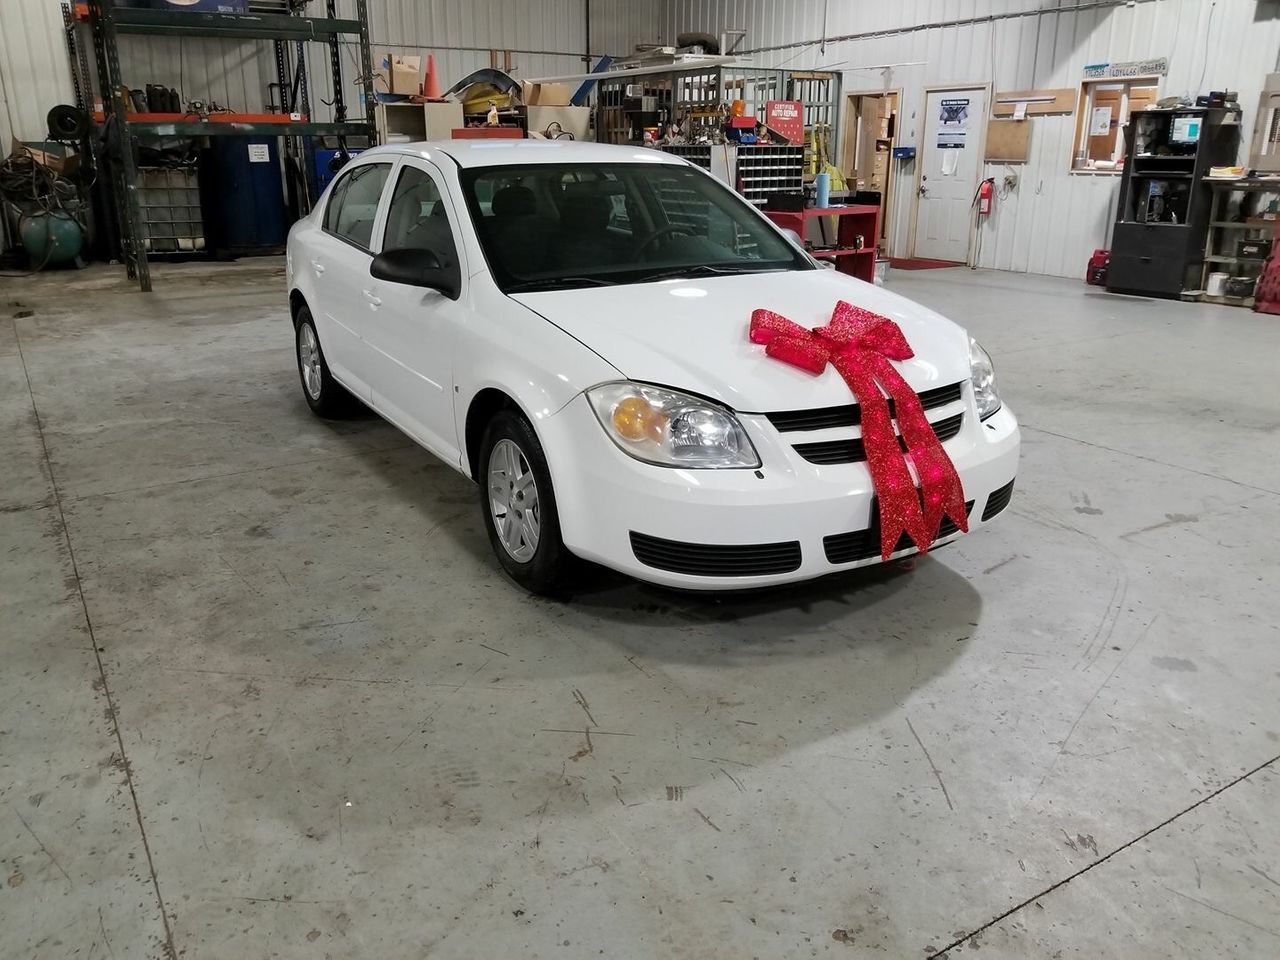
[511,269,972,412]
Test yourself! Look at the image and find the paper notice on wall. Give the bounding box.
[941,150,960,176]
[247,143,270,163]
[1089,106,1112,136]
[936,98,969,148]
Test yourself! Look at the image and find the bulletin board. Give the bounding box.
[991,88,1077,116]
[985,119,1031,162]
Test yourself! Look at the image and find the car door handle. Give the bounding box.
[311,259,325,274]
[362,289,382,307]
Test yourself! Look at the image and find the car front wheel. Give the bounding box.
[479,411,572,595]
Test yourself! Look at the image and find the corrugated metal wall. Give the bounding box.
[139,0,653,121]
[1,0,76,147]
[0,0,648,139]
[10,0,1275,279]
[666,0,1280,278]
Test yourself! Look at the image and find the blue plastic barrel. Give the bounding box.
[202,137,286,254]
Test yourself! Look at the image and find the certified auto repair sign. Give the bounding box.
[766,100,804,144]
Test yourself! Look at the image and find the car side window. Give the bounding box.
[382,166,458,265]
[324,162,391,250]
[322,173,351,233]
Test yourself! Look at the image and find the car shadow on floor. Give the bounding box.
[352,428,985,667]
[334,440,983,741]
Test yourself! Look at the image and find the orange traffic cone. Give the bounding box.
[424,54,442,100]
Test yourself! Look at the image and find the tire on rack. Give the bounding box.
[478,409,573,595]
[294,302,353,419]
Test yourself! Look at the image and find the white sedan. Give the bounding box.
[286,140,1019,593]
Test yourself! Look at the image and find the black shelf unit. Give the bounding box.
[1107,107,1240,299]
[85,0,374,291]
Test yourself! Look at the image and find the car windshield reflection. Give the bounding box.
[459,162,812,292]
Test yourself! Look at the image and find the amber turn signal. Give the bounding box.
[612,396,667,442]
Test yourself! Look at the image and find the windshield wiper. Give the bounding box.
[506,276,618,293]
[633,263,784,284]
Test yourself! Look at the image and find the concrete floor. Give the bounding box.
[2,259,1278,960]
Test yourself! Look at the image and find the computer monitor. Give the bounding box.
[1171,116,1201,145]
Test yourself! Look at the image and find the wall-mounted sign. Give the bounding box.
[765,100,804,144]
[1083,57,1168,80]
[936,98,969,149]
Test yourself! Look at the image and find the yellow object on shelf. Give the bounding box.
[463,91,516,115]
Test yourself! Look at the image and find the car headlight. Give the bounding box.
[969,336,1001,420]
[586,382,761,468]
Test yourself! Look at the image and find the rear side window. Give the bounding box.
[323,162,391,249]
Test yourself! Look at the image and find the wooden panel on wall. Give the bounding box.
[991,88,1077,116]
[985,119,1031,162]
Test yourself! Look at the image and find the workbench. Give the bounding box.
[763,204,880,283]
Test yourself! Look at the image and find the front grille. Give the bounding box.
[629,532,802,577]
[824,500,974,565]
[792,412,964,465]
[766,381,964,433]
[982,479,1015,520]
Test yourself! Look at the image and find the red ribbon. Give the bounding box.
[750,300,968,561]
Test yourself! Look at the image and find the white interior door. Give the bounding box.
[915,87,987,262]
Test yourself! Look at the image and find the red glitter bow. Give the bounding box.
[750,300,968,560]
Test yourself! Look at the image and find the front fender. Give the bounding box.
[455,282,621,478]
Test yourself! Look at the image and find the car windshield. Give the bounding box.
[458,161,813,292]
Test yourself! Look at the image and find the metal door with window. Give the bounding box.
[363,159,466,465]
[315,161,394,397]
[915,87,988,262]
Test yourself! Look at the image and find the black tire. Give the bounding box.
[294,304,352,418]
[478,410,573,595]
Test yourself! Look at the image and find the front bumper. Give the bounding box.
[541,386,1020,590]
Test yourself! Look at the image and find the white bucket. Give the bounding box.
[1206,272,1228,296]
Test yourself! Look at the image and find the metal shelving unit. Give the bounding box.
[736,145,805,207]
[594,65,838,150]
[1199,178,1280,307]
[85,0,374,291]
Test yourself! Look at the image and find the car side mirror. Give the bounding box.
[370,248,461,300]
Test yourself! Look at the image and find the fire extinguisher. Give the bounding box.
[977,177,995,216]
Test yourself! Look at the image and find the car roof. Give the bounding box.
[364,139,688,169]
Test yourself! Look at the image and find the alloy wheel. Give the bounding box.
[487,438,540,562]
[298,323,322,400]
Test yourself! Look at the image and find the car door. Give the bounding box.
[361,158,467,466]
[311,160,394,396]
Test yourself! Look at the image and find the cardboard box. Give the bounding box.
[377,55,421,96]
[10,138,80,178]
[391,55,421,95]
[539,83,572,106]
[520,81,573,106]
